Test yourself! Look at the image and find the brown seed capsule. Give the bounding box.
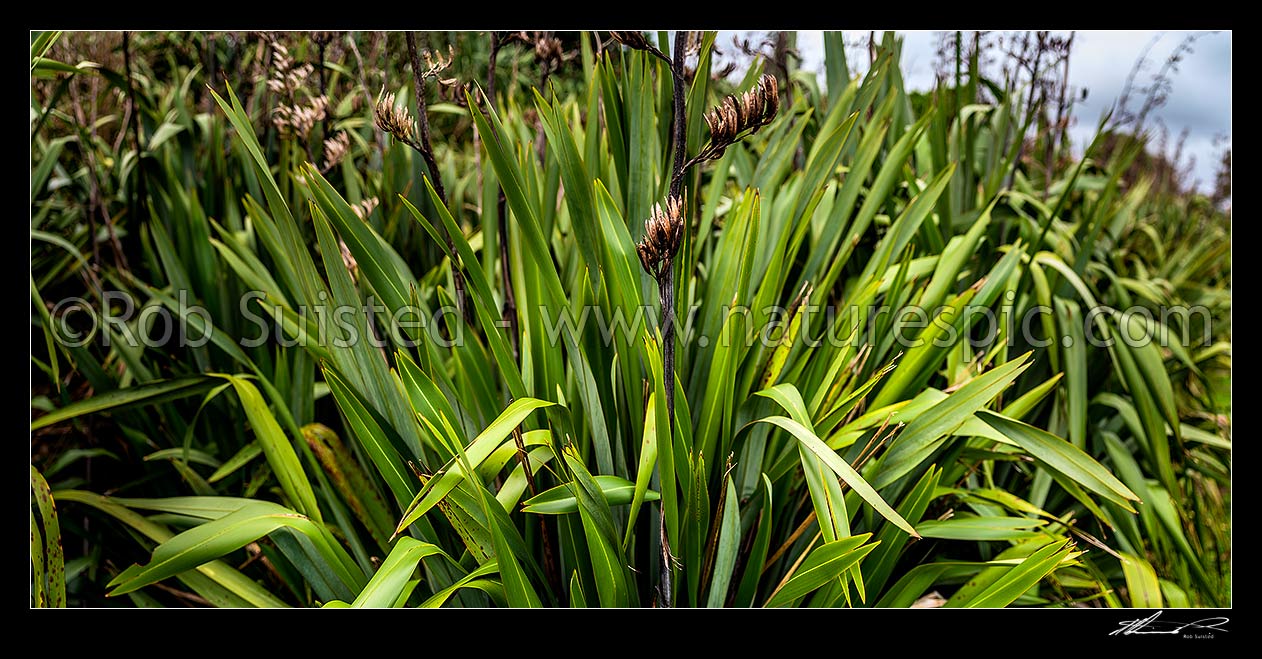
[704,106,721,136]
[637,241,656,277]
[741,89,759,126]
[759,74,780,127]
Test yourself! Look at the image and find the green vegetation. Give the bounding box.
[30,30,1230,608]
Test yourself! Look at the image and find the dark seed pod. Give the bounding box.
[609,31,670,64]
[759,73,780,128]
[610,31,654,52]
[637,241,657,277]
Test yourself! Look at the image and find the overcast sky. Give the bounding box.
[723,31,1231,193]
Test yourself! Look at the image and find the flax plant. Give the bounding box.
[30,30,1230,609]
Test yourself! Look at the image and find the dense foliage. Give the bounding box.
[30,30,1230,608]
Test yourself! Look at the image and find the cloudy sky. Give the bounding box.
[725,31,1231,192]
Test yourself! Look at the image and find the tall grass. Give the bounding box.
[30,30,1230,608]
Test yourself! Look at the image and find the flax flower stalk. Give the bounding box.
[634,30,692,608]
[402,31,470,323]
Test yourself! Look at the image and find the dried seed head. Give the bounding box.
[351,197,379,221]
[684,31,705,56]
[287,64,315,91]
[338,237,359,282]
[321,130,351,172]
[272,95,328,140]
[695,73,781,163]
[636,195,685,280]
[534,33,564,71]
[271,43,292,76]
[420,45,456,80]
[609,31,670,64]
[374,91,419,148]
[440,80,474,105]
[262,38,314,97]
[610,31,654,52]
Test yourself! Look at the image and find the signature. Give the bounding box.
[1111,611,1230,636]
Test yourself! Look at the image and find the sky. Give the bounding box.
[723,31,1231,193]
